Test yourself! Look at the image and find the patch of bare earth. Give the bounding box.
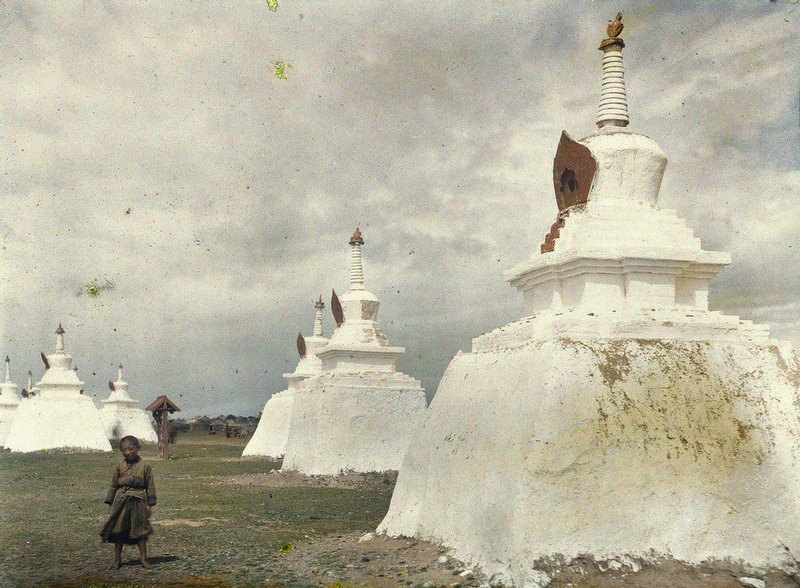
[225,468,399,490]
[277,531,484,587]
[537,556,800,588]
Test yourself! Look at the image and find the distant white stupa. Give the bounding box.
[379,15,800,584]
[5,325,112,452]
[243,297,329,458]
[282,229,427,474]
[99,365,157,443]
[23,370,40,398]
[0,356,21,447]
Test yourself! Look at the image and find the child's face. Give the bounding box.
[120,441,140,461]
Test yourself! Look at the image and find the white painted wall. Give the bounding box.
[0,377,20,447]
[6,393,112,452]
[0,404,18,447]
[99,403,158,443]
[379,335,800,584]
[5,337,111,452]
[282,372,426,475]
[242,388,295,458]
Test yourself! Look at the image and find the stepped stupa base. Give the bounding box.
[378,329,800,584]
[282,373,426,475]
[243,389,295,458]
[5,394,112,453]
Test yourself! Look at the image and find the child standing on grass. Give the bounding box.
[100,435,156,569]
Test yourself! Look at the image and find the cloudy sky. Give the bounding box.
[1,1,797,416]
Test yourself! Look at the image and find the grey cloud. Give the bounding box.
[2,2,798,414]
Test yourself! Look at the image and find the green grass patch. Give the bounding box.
[0,432,393,587]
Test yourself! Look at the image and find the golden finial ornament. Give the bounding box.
[607,12,623,38]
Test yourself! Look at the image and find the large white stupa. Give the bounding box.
[0,356,21,447]
[242,297,329,458]
[282,229,427,475]
[5,325,112,452]
[99,365,157,443]
[379,15,800,584]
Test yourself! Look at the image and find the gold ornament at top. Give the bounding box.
[607,12,623,38]
[349,227,364,246]
[600,12,625,49]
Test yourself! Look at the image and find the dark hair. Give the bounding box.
[119,435,140,448]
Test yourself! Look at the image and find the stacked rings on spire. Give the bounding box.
[596,44,629,128]
[349,243,365,290]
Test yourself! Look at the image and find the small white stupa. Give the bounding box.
[99,365,158,443]
[243,297,329,458]
[0,356,21,447]
[5,325,112,452]
[282,229,427,475]
[380,15,800,584]
[23,370,40,398]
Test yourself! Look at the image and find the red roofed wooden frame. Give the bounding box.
[146,395,181,413]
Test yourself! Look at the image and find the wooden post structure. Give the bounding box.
[146,395,181,460]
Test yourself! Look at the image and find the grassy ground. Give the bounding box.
[4,433,795,588]
[0,432,407,587]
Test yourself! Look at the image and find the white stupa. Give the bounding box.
[5,325,112,452]
[242,297,329,458]
[23,370,41,398]
[380,15,800,584]
[0,356,21,447]
[282,229,427,474]
[99,365,158,443]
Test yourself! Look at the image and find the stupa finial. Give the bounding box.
[597,11,629,129]
[5,356,10,382]
[118,364,124,380]
[348,227,365,290]
[349,227,364,246]
[313,295,325,337]
[607,12,623,38]
[27,370,32,389]
[55,323,65,353]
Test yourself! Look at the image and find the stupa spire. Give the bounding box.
[4,356,10,383]
[118,364,124,381]
[596,12,629,129]
[55,324,65,354]
[313,296,325,337]
[27,371,32,391]
[348,228,365,291]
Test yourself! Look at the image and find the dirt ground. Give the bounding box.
[2,434,798,587]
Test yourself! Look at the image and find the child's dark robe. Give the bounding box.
[100,458,156,544]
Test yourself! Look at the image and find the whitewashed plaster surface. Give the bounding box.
[282,372,426,475]
[5,330,111,452]
[0,360,20,447]
[243,305,329,458]
[242,388,295,458]
[379,49,800,582]
[98,367,157,443]
[281,234,427,474]
[379,335,800,582]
